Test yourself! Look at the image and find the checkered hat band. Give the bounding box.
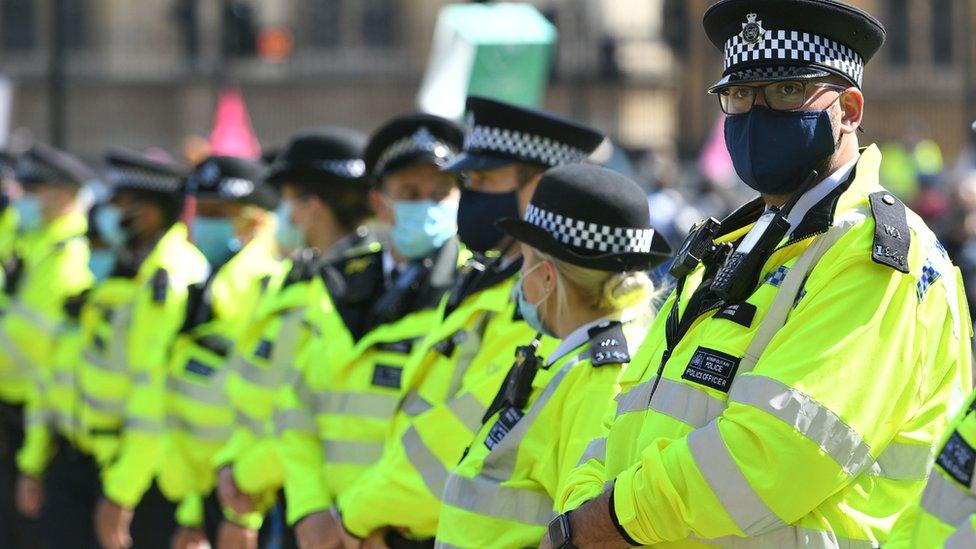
[374,136,455,176]
[315,159,365,179]
[107,167,181,192]
[724,29,864,87]
[524,204,654,255]
[16,156,59,183]
[465,125,589,167]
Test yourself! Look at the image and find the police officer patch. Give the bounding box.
[484,407,524,451]
[935,430,976,487]
[371,364,403,389]
[682,347,740,392]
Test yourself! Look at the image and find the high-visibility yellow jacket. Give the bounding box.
[277,241,465,526]
[559,145,973,547]
[0,203,19,311]
[156,233,282,528]
[16,290,88,477]
[337,258,559,541]
[436,318,646,549]
[0,212,92,404]
[887,390,976,548]
[98,223,209,509]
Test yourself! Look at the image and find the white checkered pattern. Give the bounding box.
[523,204,654,255]
[724,29,864,87]
[16,156,59,183]
[374,127,455,176]
[763,265,790,287]
[107,167,182,192]
[465,125,589,167]
[315,159,366,179]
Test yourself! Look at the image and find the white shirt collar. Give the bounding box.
[784,154,859,235]
[546,315,617,366]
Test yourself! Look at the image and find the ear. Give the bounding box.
[368,189,393,225]
[838,87,864,135]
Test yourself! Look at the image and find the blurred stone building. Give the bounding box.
[0,0,972,165]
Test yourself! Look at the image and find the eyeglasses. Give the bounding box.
[716,81,849,115]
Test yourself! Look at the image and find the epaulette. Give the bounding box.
[63,289,90,320]
[868,191,910,274]
[284,248,320,286]
[587,320,630,366]
[151,268,169,303]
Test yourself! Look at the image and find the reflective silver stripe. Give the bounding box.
[274,409,316,436]
[434,542,464,549]
[729,375,874,477]
[446,392,485,432]
[401,425,448,496]
[82,350,123,373]
[946,518,976,549]
[920,471,976,528]
[315,391,400,420]
[401,390,433,417]
[235,410,265,435]
[651,377,727,428]
[688,421,784,536]
[51,371,74,386]
[166,416,234,441]
[9,301,57,335]
[233,356,281,388]
[615,378,656,416]
[697,526,877,548]
[866,442,933,482]
[576,436,607,467]
[441,473,555,527]
[25,409,50,428]
[131,372,152,386]
[0,330,30,375]
[322,440,384,465]
[124,417,163,433]
[81,392,125,414]
[107,305,132,372]
[167,377,227,406]
[270,312,304,371]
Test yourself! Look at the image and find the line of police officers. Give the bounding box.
[1,1,976,548]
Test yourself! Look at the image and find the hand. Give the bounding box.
[95,497,134,549]
[171,527,212,549]
[337,520,363,549]
[538,531,553,549]
[361,529,390,549]
[215,520,258,549]
[216,466,254,515]
[15,474,43,518]
[296,510,343,549]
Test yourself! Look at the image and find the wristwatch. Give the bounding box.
[548,512,577,549]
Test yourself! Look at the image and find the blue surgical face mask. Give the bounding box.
[88,249,116,281]
[14,195,42,232]
[94,204,126,248]
[516,261,555,337]
[192,216,240,267]
[275,201,306,251]
[457,187,519,254]
[724,105,837,195]
[391,198,458,260]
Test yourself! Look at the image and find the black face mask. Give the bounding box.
[457,187,520,254]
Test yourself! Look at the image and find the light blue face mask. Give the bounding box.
[94,204,126,248]
[14,195,42,232]
[275,201,306,251]
[391,199,458,260]
[516,262,555,337]
[88,249,116,281]
[192,216,240,267]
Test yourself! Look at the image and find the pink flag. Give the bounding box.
[698,114,736,188]
[208,86,262,159]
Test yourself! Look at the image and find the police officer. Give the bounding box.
[0,144,95,549]
[214,128,375,547]
[336,96,604,547]
[131,156,279,548]
[276,113,466,548]
[88,149,210,549]
[546,1,972,547]
[436,164,671,548]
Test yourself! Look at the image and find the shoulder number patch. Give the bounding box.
[936,431,976,487]
[371,364,403,389]
[587,321,630,366]
[713,302,757,328]
[868,192,910,274]
[681,347,740,393]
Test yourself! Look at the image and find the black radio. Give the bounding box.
[669,218,730,279]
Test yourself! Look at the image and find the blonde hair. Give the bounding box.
[528,248,661,328]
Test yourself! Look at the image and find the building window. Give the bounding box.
[2,0,35,51]
[931,0,954,65]
[306,0,341,48]
[362,0,396,48]
[885,0,909,65]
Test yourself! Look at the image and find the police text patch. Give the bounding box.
[371,364,403,389]
[185,358,215,377]
[936,431,976,487]
[682,347,740,392]
[254,339,273,360]
[713,302,757,328]
[484,407,524,450]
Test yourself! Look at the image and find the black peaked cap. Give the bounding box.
[265,127,367,189]
[103,148,189,196]
[188,155,279,211]
[18,143,97,187]
[364,113,464,183]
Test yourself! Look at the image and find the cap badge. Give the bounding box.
[740,13,765,46]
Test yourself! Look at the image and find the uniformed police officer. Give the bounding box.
[546,1,973,547]
[336,96,604,548]
[276,113,466,548]
[89,150,210,549]
[0,144,95,549]
[436,164,671,548]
